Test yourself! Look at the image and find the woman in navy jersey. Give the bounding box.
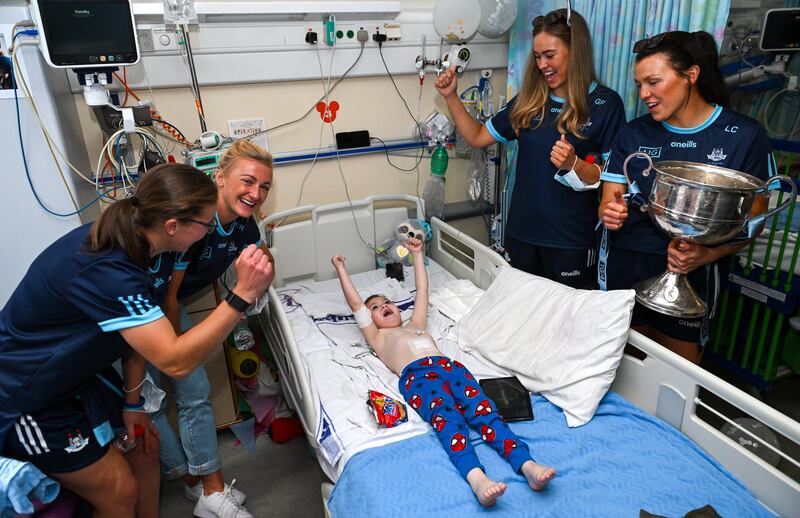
[0,164,273,517]
[599,31,773,363]
[148,140,274,518]
[435,8,625,288]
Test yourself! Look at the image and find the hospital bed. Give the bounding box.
[256,195,800,517]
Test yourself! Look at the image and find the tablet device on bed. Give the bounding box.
[478,376,533,421]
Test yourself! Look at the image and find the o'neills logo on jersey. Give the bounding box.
[678,319,702,328]
[561,270,581,277]
[707,148,727,162]
[671,140,697,148]
[638,146,662,159]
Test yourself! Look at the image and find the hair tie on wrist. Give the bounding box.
[123,395,146,410]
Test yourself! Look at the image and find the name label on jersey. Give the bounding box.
[670,140,697,148]
[638,146,662,159]
[725,125,739,133]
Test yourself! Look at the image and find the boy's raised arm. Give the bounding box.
[406,238,428,329]
[331,255,364,310]
[332,255,380,345]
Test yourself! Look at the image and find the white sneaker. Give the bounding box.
[185,480,246,505]
[193,480,253,518]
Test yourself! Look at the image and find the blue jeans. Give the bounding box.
[147,306,220,478]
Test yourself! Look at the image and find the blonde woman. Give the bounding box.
[435,8,624,288]
[148,139,274,518]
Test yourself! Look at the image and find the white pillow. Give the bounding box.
[456,267,635,427]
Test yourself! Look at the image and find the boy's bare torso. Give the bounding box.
[372,321,440,374]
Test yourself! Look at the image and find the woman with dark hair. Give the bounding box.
[0,163,273,517]
[599,31,774,363]
[435,8,626,288]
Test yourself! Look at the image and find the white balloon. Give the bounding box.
[477,0,518,39]
[434,0,482,41]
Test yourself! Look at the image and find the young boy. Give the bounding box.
[331,238,556,507]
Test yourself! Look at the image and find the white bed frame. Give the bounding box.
[256,196,800,517]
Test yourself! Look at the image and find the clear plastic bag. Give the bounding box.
[163,0,198,25]
[466,151,486,201]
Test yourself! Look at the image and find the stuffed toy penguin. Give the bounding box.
[376,218,431,267]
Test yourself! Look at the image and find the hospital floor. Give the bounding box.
[158,429,328,517]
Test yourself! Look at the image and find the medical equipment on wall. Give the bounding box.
[183,131,233,174]
[28,0,140,69]
[761,8,800,52]
[30,0,140,113]
[414,35,445,83]
[723,9,800,139]
[441,44,471,75]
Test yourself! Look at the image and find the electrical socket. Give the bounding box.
[384,23,401,41]
[136,29,154,52]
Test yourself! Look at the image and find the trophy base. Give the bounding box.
[633,271,707,318]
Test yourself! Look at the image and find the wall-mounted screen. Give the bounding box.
[30,0,139,68]
[761,8,800,52]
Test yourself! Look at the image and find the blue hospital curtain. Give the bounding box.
[501,0,731,242]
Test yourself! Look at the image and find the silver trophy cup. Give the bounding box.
[622,151,797,317]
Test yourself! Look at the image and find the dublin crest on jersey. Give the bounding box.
[707,148,727,162]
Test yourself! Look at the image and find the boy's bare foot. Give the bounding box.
[466,468,507,507]
[521,460,556,491]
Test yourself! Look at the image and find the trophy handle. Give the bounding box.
[623,152,654,211]
[746,175,798,238]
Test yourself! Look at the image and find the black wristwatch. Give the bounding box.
[225,291,251,313]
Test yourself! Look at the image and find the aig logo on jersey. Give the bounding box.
[707,148,727,162]
[638,146,662,159]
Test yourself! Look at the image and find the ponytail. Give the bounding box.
[87,163,218,268]
[635,30,730,107]
[686,31,730,107]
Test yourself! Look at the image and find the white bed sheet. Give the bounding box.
[274,260,507,479]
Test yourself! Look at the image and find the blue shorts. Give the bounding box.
[3,372,124,474]
[605,246,717,343]
[505,236,597,289]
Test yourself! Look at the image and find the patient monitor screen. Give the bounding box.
[35,0,138,67]
[761,9,800,51]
